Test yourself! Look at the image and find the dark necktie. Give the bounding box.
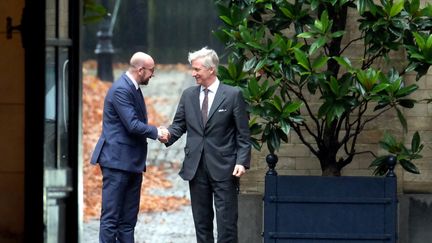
[137,87,146,110]
[202,88,209,125]
[137,87,144,101]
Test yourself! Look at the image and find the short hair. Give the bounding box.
[188,47,219,73]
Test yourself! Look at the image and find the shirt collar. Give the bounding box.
[201,78,220,93]
[126,71,139,90]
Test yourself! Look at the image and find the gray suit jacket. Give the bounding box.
[166,83,251,181]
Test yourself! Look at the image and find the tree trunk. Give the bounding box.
[320,122,342,176]
[322,163,341,176]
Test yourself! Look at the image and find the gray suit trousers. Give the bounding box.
[189,156,239,243]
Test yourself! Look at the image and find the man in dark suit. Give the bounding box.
[165,47,251,243]
[90,52,169,243]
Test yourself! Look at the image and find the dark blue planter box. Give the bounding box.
[263,175,398,242]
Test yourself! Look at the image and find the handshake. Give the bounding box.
[157,126,171,143]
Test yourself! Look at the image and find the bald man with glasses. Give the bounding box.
[91,52,169,243]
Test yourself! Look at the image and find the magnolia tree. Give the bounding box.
[213,0,432,176]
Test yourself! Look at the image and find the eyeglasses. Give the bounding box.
[132,65,155,74]
[141,66,155,73]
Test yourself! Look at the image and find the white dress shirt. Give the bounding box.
[200,79,220,116]
[126,71,139,90]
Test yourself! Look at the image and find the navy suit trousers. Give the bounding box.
[99,166,142,243]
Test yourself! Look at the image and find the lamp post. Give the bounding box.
[95,0,114,82]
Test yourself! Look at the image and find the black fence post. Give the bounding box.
[95,0,114,82]
[266,153,278,176]
[264,153,278,242]
[386,155,397,177]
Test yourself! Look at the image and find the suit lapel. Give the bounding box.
[190,86,204,128]
[123,74,146,119]
[208,84,226,122]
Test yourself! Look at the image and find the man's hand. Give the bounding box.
[232,164,246,177]
[157,126,170,143]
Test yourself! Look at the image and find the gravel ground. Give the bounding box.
[83,67,217,242]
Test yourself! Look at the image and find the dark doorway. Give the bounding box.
[24,0,81,242]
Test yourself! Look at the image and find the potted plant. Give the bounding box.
[212,0,432,241]
[212,0,431,175]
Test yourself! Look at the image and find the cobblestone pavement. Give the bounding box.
[83,67,205,243]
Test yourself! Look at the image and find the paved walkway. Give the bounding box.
[83,67,207,242]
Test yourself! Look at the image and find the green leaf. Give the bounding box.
[370,155,387,167]
[265,3,273,10]
[218,65,230,79]
[408,0,420,14]
[309,37,327,55]
[271,96,283,112]
[250,137,262,151]
[262,84,278,100]
[400,159,420,174]
[83,15,105,24]
[318,100,332,118]
[396,107,408,133]
[371,83,389,93]
[374,165,390,176]
[297,32,314,38]
[333,104,346,118]
[395,84,418,97]
[310,0,319,10]
[333,56,353,70]
[219,16,233,26]
[84,1,107,14]
[318,10,330,32]
[248,78,260,97]
[413,32,425,49]
[268,128,281,152]
[249,121,262,136]
[411,131,420,152]
[254,58,268,73]
[329,77,340,95]
[83,0,107,24]
[282,101,302,115]
[398,99,415,108]
[358,0,367,14]
[293,48,310,70]
[247,41,267,51]
[381,132,398,148]
[243,57,257,72]
[280,7,294,19]
[228,63,238,79]
[277,127,289,143]
[389,0,405,17]
[280,119,291,135]
[331,31,345,38]
[312,55,329,70]
[426,34,432,49]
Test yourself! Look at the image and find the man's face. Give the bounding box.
[191,58,214,87]
[138,66,155,85]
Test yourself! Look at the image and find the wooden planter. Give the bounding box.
[263,155,398,243]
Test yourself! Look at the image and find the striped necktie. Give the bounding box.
[202,88,209,125]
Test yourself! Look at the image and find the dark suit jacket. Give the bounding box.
[166,82,251,181]
[90,73,158,173]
